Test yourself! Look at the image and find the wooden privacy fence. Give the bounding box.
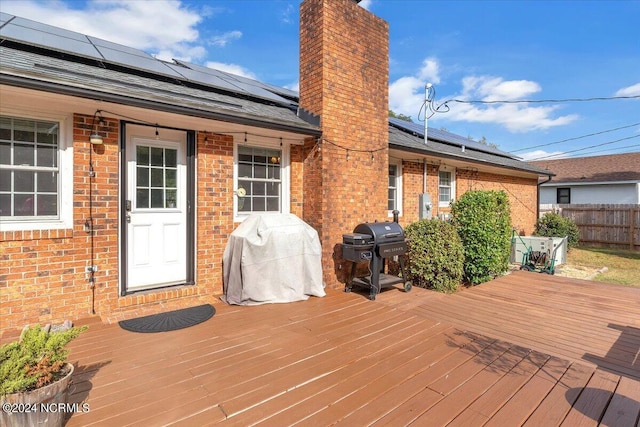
[540,204,640,250]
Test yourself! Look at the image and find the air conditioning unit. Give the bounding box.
[511,236,567,266]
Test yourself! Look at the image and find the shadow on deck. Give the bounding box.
[59,271,640,426]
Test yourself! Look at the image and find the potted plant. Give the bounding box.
[0,323,87,427]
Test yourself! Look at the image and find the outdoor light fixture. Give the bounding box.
[89,110,104,145]
[90,133,103,145]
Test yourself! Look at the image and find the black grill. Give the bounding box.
[341,219,411,300]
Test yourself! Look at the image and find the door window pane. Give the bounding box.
[137,167,149,187]
[151,189,163,208]
[165,149,177,167]
[151,168,164,187]
[165,169,177,188]
[150,147,164,166]
[135,145,178,209]
[136,188,149,208]
[136,146,149,165]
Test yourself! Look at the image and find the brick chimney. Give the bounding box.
[299,0,389,287]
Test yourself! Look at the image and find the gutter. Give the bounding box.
[537,174,554,220]
[539,180,640,187]
[0,74,323,137]
[389,143,547,176]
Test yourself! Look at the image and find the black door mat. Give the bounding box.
[118,304,215,333]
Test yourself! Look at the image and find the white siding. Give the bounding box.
[540,183,640,205]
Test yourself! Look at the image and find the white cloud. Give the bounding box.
[211,31,242,48]
[284,81,300,93]
[205,62,257,80]
[358,0,373,11]
[449,102,578,133]
[446,75,579,132]
[519,150,568,161]
[462,76,540,102]
[1,0,211,62]
[280,4,295,24]
[389,57,441,120]
[615,83,640,97]
[390,59,579,132]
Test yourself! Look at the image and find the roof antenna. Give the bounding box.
[424,83,432,146]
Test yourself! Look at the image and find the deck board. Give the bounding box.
[48,271,640,426]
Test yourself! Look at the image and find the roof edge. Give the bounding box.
[0,74,322,136]
[389,143,551,177]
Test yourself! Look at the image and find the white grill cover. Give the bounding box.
[222,214,325,305]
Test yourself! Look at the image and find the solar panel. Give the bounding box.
[172,59,293,105]
[2,13,294,106]
[1,12,14,26]
[164,62,247,93]
[388,117,518,159]
[226,80,292,105]
[219,71,298,101]
[87,36,184,79]
[0,15,102,60]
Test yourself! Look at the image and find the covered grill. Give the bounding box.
[341,217,412,300]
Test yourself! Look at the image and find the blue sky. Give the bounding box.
[2,0,639,160]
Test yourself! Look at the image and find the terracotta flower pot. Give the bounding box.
[0,363,75,427]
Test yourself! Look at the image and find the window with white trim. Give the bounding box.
[235,144,289,219]
[388,161,402,216]
[438,168,455,207]
[0,116,59,219]
[0,112,72,232]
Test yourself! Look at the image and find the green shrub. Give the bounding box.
[451,190,512,285]
[0,324,87,395]
[404,218,464,293]
[534,212,580,249]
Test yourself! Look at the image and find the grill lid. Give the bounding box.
[342,233,374,246]
[353,221,404,243]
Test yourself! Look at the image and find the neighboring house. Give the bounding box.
[531,153,640,205]
[0,0,550,334]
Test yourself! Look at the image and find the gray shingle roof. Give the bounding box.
[530,152,640,183]
[389,126,551,176]
[0,45,320,134]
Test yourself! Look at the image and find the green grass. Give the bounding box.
[566,247,640,287]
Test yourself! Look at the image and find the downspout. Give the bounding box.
[537,173,553,220]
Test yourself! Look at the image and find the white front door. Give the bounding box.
[125,127,187,291]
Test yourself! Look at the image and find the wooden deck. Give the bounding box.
[56,271,639,425]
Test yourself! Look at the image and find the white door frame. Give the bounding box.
[120,122,195,295]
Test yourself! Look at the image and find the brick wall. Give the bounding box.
[195,132,234,293]
[300,0,389,287]
[0,114,120,332]
[1,115,308,334]
[397,161,440,226]
[456,169,538,235]
[397,160,539,235]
